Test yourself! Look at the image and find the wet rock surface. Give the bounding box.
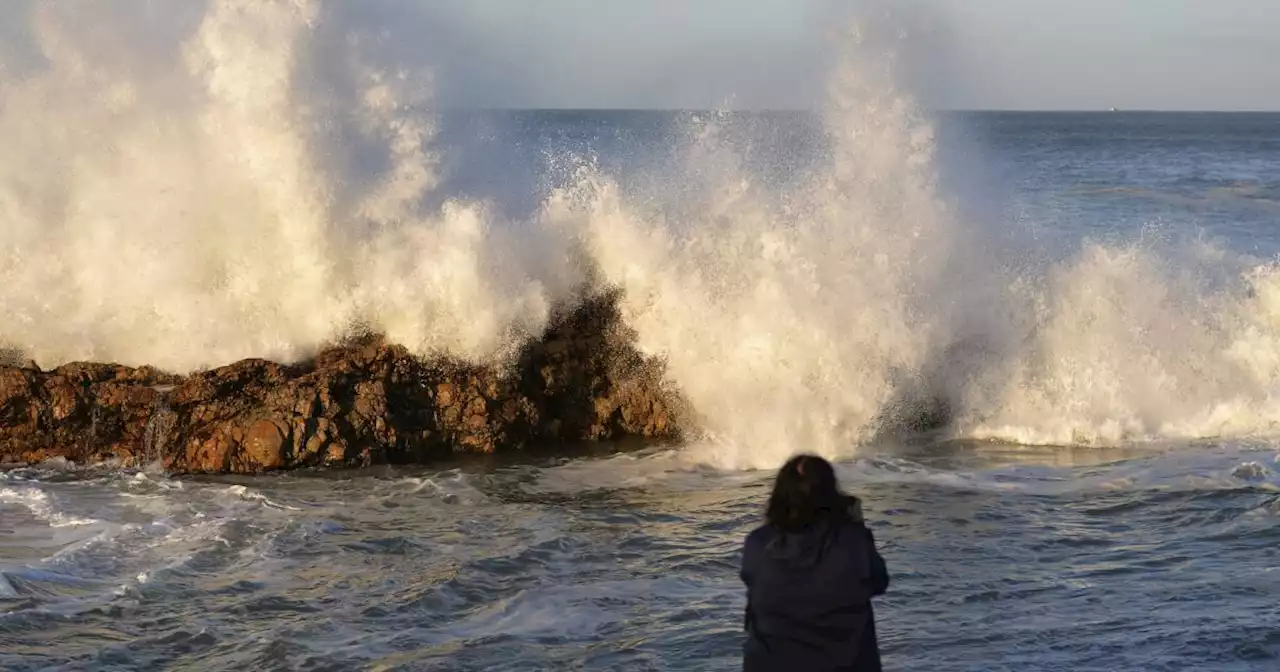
[0,294,683,474]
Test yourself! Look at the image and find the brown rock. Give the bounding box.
[241,419,288,471]
[436,383,455,406]
[0,290,685,473]
[45,378,81,421]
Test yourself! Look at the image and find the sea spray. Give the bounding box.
[540,10,1280,465]
[0,0,583,371]
[961,244,1280,446]
[546,14,985,469]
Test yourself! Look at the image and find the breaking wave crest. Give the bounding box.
[4,1,1280,469]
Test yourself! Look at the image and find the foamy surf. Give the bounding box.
[3,441,1277,669]
[0,475,313,615]
[0,487,101,528]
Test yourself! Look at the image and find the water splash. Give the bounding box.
[142,398,178,466]
[538,11,1280,467]
[545,14,994,469]
[0,0,582,371]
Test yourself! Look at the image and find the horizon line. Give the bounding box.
[430,106,1280,114]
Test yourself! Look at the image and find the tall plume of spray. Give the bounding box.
[542,3,1280,467]
[543,8,999,469]
[0,0,583,371]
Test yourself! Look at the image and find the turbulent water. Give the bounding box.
[3,444,1279,671]
[4,1,1280,669]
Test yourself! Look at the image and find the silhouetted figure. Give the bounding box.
[740,454,889,672]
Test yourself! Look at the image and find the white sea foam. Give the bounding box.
[0,486,100,528]
[0,572,18,598]
[218,484,301,512]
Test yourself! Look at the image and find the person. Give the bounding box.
[740,454,889,672]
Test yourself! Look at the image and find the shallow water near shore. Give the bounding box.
[4,439,1279,671]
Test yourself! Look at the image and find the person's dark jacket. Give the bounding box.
[740,501,889,672]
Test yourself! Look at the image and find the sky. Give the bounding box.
[411,0,1280,111]
[1,0,1278,111]
[403,0,835,110]
[938,0,1280,111]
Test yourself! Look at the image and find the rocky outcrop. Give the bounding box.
[0,293,683,474]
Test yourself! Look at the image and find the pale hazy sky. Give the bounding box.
[413,0,1280,111]
[2,0,1278,110]
[938,0,1280,111]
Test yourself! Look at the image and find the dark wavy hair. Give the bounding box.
[765,454,854,533]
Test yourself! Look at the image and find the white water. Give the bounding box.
[0,0,579,370]
[4,1,1280,470]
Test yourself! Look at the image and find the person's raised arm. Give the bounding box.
[740,536,756,631]
[865,526,889,597]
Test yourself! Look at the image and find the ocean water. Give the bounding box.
[5,2,1280,669]
[5,110,1280,672]
[2,440,1279,671]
